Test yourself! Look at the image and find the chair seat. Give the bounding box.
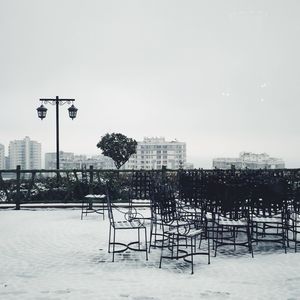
[252,215,282,224]
[218,217,248,226]
[186,228,204,237]
[113,220,142,229]
[131,199,151,204]
[166,227,203,237]
[183,208,202,214]
[205,212,213,220]
[289,213,300,222]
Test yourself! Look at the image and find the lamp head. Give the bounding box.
[37,104,47,120]
[68,104,78,120]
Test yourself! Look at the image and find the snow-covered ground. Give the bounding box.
[0,208,299,300]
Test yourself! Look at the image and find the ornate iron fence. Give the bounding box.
[0,166,299,210]
[0,166,177,209]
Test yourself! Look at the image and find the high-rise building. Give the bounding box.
[123,137,188,170]
[0,144,5,169]
[8,136,41,169]
[212,152,285,170]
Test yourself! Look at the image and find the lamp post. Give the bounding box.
[36,96,78,170]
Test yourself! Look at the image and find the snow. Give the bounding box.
[0,208,299,300]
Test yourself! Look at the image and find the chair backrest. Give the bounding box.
[219,182,249,219]
[251,178,288,216]
[150,183,176,224]
[178,170,208,208]
[129,170,153,200]
[105,186,115,225]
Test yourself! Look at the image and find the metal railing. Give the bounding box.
[0,166,177,209]
[0,166,299,210]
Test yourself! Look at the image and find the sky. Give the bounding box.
[0,0,299,168]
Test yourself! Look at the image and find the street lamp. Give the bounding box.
[36,96,78,170]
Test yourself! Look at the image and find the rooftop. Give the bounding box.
[0,208,299,299]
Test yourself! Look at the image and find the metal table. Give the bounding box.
[81,194,106,220]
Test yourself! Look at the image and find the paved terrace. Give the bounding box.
[0,208,299,300]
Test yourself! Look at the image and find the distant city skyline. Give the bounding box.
[0,135,289,170]
[0,1,299,169]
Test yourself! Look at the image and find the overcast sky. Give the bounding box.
[0,0,299,168]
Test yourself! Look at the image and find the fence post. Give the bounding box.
[88,165,94,209]
[16,165,21,210]
[162,165,167,184]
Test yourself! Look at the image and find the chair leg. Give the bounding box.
[247,224,253,258]
[159,234,165,269]
[102,201,105,220]
[214,224,219,257]
[233,227,236,251]
[112,229,116,262]
[207,234,211,265]
[295,228,298,253]
[170,233,174,259]
[211,221,215,250]
[149,221,153,253]
[145,227,148,261]
[282,223,287,254]
[191,237,194,275]
[138,227,141,250]
[108,225,112,253]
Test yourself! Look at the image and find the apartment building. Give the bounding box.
[8,136,41,169]
[124,137,187,170]
[213,152,285,169]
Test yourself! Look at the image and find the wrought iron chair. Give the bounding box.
[155,184,210,274]
[149,183,175,252]
[106,187,148,262]
[213,182,253,257]
[250,178,288,253]
[287,186,300,252]
[178,170,213,244]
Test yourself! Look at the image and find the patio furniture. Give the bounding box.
[250,179,288,253]
[153,184,210,274]
[213,182,253,257]
[106,188,148,262]
[287,187,300,252]
[149,183,176,252]
[81,194,106,220]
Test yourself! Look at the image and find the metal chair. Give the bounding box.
[106,188,148,262]
[287,187,300,252]
[154,184,210,274]
[250,179,288,253]
[213,182,253,257]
